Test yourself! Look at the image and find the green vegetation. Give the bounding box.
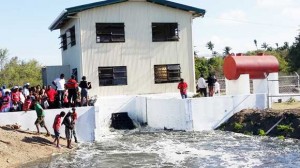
[258,129,266,136]
[277,124,294,136]
[287,97,296,104]
[244,131,253,135]
[0,49,42,87]
[233,122,243,132]
[277,135,285,140]
[195,32,300,80]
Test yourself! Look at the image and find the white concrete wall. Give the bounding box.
[0,107,95,142]
[226,74,250,95]
[95,93,267,136]
[60,18,82,79]
[78,1,196,96]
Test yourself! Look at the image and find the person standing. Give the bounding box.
[62,112,73,149]
[207,73,216,97]
[79,76,91,106]
[30,99,50,136]
[197,74,207,97]
[177,78,188,99]
[46,85,56,109]
[53,111,66,148]
[71,107,78,143]
[65,75,78,107]
[52,74,65,108]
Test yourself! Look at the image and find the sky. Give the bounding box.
[0,0,300,66]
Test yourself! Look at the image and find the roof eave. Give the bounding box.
[49,10,68,31]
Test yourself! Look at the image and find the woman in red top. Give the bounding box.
[177,78,188,99]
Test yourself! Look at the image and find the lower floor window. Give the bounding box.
[98,66,127,86]
[154,64,181,83]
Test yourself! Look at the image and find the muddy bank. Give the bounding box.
[218,109,300,139]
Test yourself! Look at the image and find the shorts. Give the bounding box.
[65,128,72,140]
[81,88,88,98]
[54,130,60,138]
[35,116,45,127]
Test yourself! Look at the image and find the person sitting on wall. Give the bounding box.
[178,78,188,99]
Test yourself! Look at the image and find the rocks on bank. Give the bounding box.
[217,109,300,139]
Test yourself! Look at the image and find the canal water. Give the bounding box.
[27,128,300,168]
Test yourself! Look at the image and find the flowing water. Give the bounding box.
[29,130,300,168]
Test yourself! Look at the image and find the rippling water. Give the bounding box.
[29,130,300,168]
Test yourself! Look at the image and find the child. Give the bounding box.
[71,107,78,143]
[62,112,73,149]
[53,111,66,148]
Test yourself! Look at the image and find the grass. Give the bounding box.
[272,101,300,110]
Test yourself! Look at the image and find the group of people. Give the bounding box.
[28,98,78,149]
[177,74,220,99]
[0,73,91,112]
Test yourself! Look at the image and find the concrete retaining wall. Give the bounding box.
[0,107,95,142]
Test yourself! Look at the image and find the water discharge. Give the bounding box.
[32,129,300,168]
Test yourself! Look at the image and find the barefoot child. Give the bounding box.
[53,111,66,148]
[62,112,73,149]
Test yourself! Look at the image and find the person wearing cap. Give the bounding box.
[11,86,21,111]
[71,107,78,143]
[52,74,65,108]
[23,83,30,97]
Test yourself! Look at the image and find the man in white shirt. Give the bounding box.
[52,73,65,108]
[197,74,207,97]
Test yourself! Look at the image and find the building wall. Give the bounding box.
[60,18,82,80]
[78,1,195,96]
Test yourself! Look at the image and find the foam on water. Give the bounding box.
[44,129,300,168]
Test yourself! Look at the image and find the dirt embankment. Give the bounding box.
[218,109,300,139]
[0,125,71,168]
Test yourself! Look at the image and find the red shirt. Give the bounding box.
[11,91,20,102]
[46,88,56,102]
[53,114,62,131]
[72,112,78,122]
[23,99,32,111]
[66,79,78,89]
[177,82,188,94]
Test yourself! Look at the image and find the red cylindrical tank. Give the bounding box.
[223,55,279,80]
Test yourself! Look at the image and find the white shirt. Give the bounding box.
[54,78,65,90]
[214,82,221,96]
[197,77,207,88]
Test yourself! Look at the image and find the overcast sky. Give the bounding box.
[0,0,299,65]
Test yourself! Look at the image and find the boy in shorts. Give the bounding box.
[31,99,50,136]
[53,111,66,148]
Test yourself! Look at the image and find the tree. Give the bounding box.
[261,42,269,50]
[223,46,232,56]
[254,39,258,50]
[0,56,42,87]
[275,43,279,50]
[288,34,300,72]
[206,41,214,55]
[0,48,8,70]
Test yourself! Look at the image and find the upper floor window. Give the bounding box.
[98,66,127,86]
[69,26,76,46]
[96,23,125,43]
[154,64,181,83]
[152,23,179,42]
[60,34,67,50]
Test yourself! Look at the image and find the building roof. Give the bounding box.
[49,0,206,31]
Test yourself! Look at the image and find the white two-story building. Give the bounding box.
[49,0,205,96]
